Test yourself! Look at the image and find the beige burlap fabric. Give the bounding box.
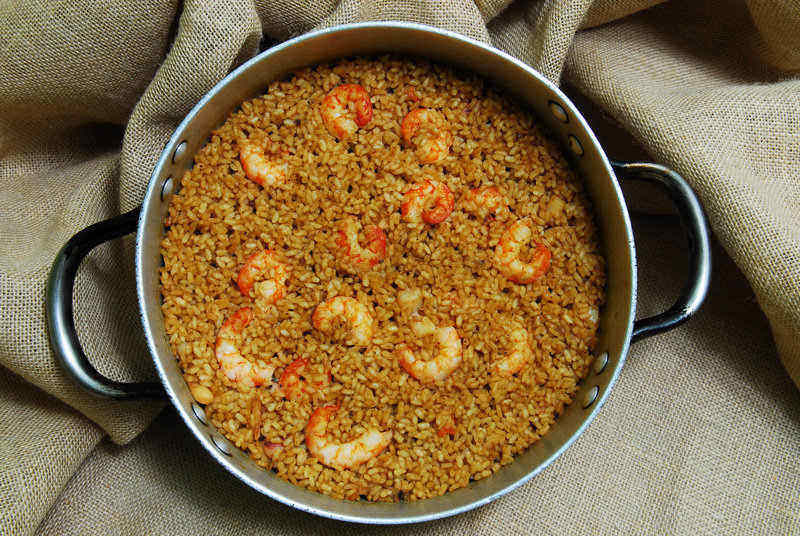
[1,0,798,534]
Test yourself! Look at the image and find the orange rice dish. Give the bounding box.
[159,56,606,501]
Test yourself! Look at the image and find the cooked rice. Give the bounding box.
[159,56,606,502]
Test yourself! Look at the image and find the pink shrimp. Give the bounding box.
[401,108,452,164]
[237,249,289,305]
[462,186,509,220]
[494,325,532,376]
[306,405,392,469]
[312,297,373,346]
[396,318,462,382]
[239,142,288,187]
[320,84,373,140]
[278,357,331,400]
[335,216,387,269]
[215,308,275,388]
[401,179,455,225]
[494,219,551,284]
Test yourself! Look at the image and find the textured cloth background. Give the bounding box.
[1,0,798,534]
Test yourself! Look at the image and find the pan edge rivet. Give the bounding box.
[583,386,599,409]
[191,402,207,425]
[548,100,569,123]
[568,135,584,157]
[173,141,188,163]
[593,352,608,375]
[160,176,174,201]
[211,434,232,456]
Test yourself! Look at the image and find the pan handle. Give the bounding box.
[45,208,164,399]
[611,161,712,343]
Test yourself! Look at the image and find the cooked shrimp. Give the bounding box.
[462,186,509,220]
[494,325,532,376]
[278,357,331,400]
[237,249,289,305]
[239,142,288,187]
[320,84,373,140]
[312,297,373,346]
[494,219,551,284]
[396,320,462,382]
[405,85,420,102]
[401,179,455,224]
[335,216,387,269]
[215,307,275,388]
[401,108,452,164]
[306,404,392,469]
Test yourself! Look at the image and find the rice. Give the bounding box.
[159,56,606,502]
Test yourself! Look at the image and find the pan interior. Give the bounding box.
[136,22,634,524]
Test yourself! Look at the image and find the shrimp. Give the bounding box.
[335,217,387,269]
[462,186,509,220]
[239,142,288,187]
[215,307,275,388]
[396,319,462,382]
[401,108,452,164]
[494,219,551,284]
[401,179,455,225]
[312,297,373,346]
[494,325,532,376]
[237,249,289,305]
[320,84,373,140]
[306,405,392,469]
[278,357,331,400]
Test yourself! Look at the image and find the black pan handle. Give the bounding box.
[611,161,712,343]
[45,208,164,399]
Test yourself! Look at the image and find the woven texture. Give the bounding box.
[1,0,798,533]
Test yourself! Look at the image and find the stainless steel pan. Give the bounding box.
[46,22,711,524]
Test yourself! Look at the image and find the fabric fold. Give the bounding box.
[0,1,797,533]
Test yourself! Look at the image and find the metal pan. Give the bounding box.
[46,22,711,524]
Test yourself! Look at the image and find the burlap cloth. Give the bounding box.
[1,1,798,534]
